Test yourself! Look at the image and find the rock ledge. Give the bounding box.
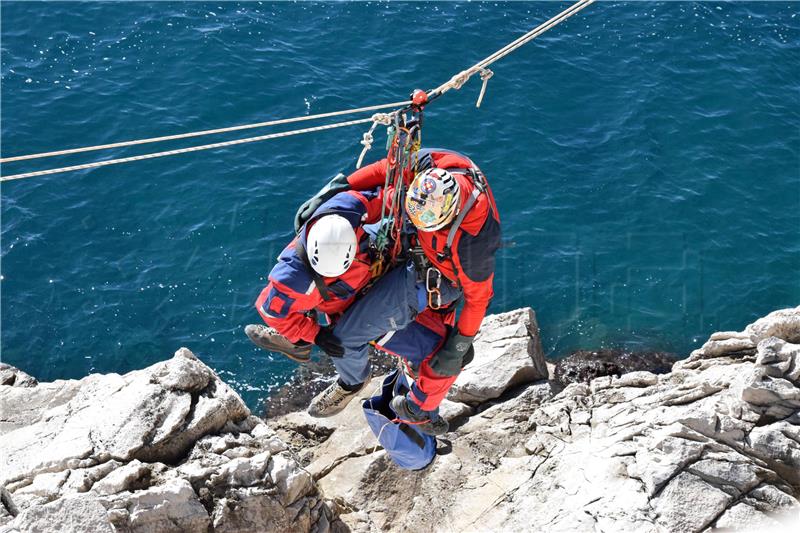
[0,348,339,532]
[2,307,799,532]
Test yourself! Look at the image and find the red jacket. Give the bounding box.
[255,190,383,343]
[347,148,501,337]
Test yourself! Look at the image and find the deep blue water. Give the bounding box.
[2,2,798,410]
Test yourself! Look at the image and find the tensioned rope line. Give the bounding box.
[0,0,595,183]
[1,117,377,181]
[429,0,595,98]
[0,100,409,163]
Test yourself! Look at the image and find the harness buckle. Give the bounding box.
[426,267,442,310]
[411,245,430,274]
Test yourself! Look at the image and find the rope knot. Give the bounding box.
[360,131,374,149]
[450,70,471,90]
[371,113,393,126]
[356,119,384,169]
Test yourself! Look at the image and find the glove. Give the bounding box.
[294,173,351,233]
[429,329,474,377]
[314,327,345,358]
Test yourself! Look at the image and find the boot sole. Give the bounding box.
[245,331,312,363]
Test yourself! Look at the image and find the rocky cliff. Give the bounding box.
[0,350,339,533]
[1,307,799,532]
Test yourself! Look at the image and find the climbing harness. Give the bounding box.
[0,0,595,183]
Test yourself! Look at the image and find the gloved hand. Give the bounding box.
[294,173,351,233]
[429,329,474,377]
[314,326,345,358]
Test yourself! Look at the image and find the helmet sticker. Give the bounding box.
[421,177,437,194]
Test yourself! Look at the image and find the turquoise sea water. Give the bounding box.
[2,2,798,409]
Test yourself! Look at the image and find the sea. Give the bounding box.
[2,1,798,410]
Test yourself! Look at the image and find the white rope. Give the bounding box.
[1,0,596,183]
[476,69,494,108]
[0,117,375,182]
[0,100,409,164]
[430,0,594,97]
[355,112,393,169]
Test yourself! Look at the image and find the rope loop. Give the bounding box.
[476,68,494,108]
[356,119,383,169]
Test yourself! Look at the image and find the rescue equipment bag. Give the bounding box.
[362,369,436,470]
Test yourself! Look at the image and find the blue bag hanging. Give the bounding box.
[362,369,436,470]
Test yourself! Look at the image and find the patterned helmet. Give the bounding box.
[404,168,461,232]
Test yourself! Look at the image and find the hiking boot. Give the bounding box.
[308,378,369,418]
[244,324,312,363]
[390,395,449,436]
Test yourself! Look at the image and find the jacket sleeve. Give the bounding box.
[255,280,321,344]
[346,159,388,190]
[454,275,494,337]
[451,212,500,337]
[313,189,383,227]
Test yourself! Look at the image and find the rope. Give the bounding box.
[429,0,595,100]
[1,0,595,183]
[476,69,494,108]
[0,100,410,164]
[0,117,375,182]
[355,112,393,169]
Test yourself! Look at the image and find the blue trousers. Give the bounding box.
[331,261,460,386]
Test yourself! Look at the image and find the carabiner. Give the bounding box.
[426,267,443,310]
[428,287,442,310]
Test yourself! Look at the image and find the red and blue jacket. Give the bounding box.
[346,148,501,337]
[255,190,383,344]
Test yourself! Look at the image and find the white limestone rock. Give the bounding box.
[3,495,114,533]
[284,307,800,533]
[448,307,547,404]
[437,399,473,422]
[0,349,338,533]
[0,364,37,388]
[3,307,799,533]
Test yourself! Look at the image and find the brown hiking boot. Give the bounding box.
[244,324,312,363]
[307,377,369,418]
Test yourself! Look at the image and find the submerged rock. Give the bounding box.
[554,348,677,387]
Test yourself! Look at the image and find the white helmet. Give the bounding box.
[405,167,461,232]
[306,214,357,277]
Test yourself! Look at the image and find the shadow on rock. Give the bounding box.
[262,348,399,419]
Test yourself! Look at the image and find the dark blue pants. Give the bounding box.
[331,261,460,386]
